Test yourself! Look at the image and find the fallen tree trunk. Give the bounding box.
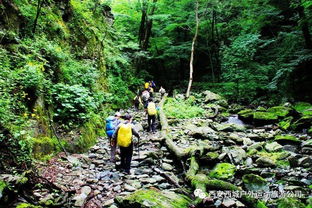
[158,95,268,208]
[153,167,190,196]
[158,94,191,159]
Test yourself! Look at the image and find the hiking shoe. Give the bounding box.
[115,164,122,170]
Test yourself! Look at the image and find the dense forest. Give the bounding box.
[0,0,311,207]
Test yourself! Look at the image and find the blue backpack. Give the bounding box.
[106,116,116,137]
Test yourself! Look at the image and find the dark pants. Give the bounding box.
[134,102,140,110]
[120,143,133,173]
[148,115,156,132]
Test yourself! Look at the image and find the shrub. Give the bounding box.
[164,97,205,119]
[60,59,98,88]
[49,83,97,125]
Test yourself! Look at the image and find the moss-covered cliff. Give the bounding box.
[0,0,141,170]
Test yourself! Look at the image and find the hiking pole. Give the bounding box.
[137,136,140,160]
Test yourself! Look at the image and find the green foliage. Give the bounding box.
[60,59,99,88]
[0,0,143,182]
[0,129,32,172]
[111,0,312,104]
[164,97,205,119]
[49,84,97,124]
[221,33,270,103]
[14,62,45,90]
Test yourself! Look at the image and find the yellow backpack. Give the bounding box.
[147,102,157,116]
[144,82,150,89]
[117,123,132,147]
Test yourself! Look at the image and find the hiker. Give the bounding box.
[148,86,154,98]
[146,97,157,133]
[112,114,140,174]
[106,112,122,163]
[149,80,156,90]
[133,93,143,111]
[141,89,150,109]
[159,86,166,98]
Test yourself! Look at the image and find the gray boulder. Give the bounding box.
[265,142,283,152]
[256,157,276,167]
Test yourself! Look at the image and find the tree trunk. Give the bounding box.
[138,0,157,51]
[138,0,148,48]
[186,0,199,98]
[137,0,157,73]
[297,4,312,49]
[33,0,45,35]
[142,0,157,50]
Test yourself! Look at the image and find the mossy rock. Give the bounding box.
[241,195,268,208]
[115,189,191,208]
[257,151,291,162]
[205,152,219,160]
[215,99,228,108]
[255,156,276,167]
[293,102,312,113]
[238,109,253,115]
[291,115,312,131]
[31,137,57,160]
[267,106,291,117]
[277,197,305,208]
[276,160,290,167]
[203,90,223,102]
[247,149,258,156]
[205,103,225,112]
[213,123,246,132]
[238,110,279,126]
[220,112,230,117]
[209,163,236,180]
[16,203,42,208]
[256,106,267,111]
[253,112,278,123]
[67,120,98,153]
[275,135,300,144]
[278,117,293,130]
[238,109,254,122]
[242,174,269,192]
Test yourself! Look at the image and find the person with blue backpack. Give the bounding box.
[106,112,122,163]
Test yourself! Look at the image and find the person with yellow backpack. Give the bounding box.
[112,114,140,174]
[146,97,157,133]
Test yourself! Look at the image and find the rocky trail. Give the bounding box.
[36,97,184,208]
[27,92,312,208]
